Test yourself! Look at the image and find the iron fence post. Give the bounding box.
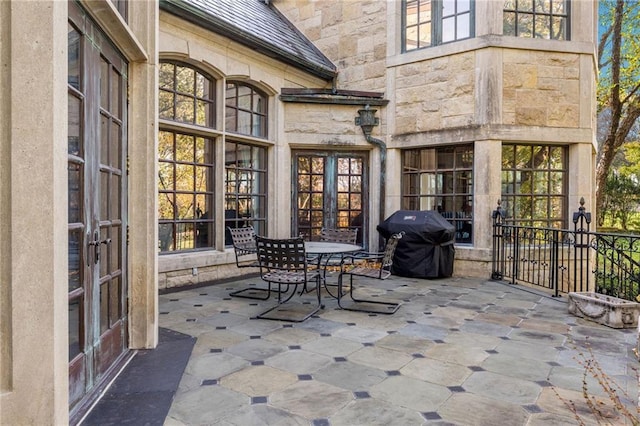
[572,197,591,293]
[552,229,559,297]
[491,200,505,280]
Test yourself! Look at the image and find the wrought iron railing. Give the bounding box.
[491,198,640,301]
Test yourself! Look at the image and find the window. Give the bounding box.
[403,0,473,52]
[158,62,216,252]
[159,62,215,127]
[226,82,267,138]
[501,144,567,228]
[158,131,215,252]
[158,63,270,253]
[224,142,267,245]
[503,0,569,40]
[402,145,474,243]
[293,152,367,244]
[110,0,128,22]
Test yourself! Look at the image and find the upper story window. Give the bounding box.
[159,62,215,127]
[503,0,569,40]
[225,82,267,138]
[403,0,474,52]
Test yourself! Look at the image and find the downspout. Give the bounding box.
[356,105,386,249]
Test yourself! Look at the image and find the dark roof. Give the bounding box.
[160,0,337,80]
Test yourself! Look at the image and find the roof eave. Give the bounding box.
[280,88,389,106]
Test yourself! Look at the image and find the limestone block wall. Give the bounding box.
[503,50,580,127]
[277,0,388,92]
[283,102,369,146]
[393,52,476,133]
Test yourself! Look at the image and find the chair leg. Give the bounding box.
[229,280,286,300]
[255,279,322,322]
[337,273,401,315]
[229,285,272,300]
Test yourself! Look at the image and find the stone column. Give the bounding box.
[127,0,159,350]
[1,1,69,424]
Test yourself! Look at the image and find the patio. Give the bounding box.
[92,274,639,425]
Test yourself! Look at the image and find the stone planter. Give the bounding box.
[568,292,640,329]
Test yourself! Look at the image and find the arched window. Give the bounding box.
[158,62,216,252]
[159,62,215,127]
[225,82,267,138]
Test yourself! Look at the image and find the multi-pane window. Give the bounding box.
[403,0,473,52]
[501,144,567,228]
[158,61,215,252]
[226,82,267,138]
[158,131,214,252]
[294,153,366,244]
[402,145,474,243]
[224,142,267,245]
[159,62,215,127]
[503,0,569,40]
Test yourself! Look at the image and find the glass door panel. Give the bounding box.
[68,2,128,413]
[293,152,367,246]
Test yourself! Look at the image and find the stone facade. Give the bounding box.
[1,1,599,424]
[277,0,598,268]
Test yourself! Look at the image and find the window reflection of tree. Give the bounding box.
[502,144,566,228]
[224,141,267,242]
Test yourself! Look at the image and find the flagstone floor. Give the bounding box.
[157,275,639,425]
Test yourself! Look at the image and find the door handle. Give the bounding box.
[88,230,111,264]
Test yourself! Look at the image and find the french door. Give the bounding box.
[293,151,368,245]
[68,2,128,413]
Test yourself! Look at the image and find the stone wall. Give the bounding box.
[277,0,388,92]
[393,52,476,133]
[503,50,580,127]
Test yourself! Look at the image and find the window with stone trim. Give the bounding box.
[401,144,474,244]
[159,62,215,127]
[225,82,267,138]
[402,0,474,52]
[158,62,270,253]
[501,143,567,228]
[158,62,216,252]
[503,0,569,40]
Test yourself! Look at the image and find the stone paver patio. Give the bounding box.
[159,275,639,425]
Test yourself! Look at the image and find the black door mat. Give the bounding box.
[81,328,196,425]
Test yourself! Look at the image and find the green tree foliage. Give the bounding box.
[601,142,640,230]
[596,0,640,225]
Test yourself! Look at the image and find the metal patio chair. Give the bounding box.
[254,235,322,322]
[227,226,274,300]
[320,227,358,244]
[336,231,404,314]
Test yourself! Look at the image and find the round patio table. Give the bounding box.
[304,241,362,256]
[304,241,362,298]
